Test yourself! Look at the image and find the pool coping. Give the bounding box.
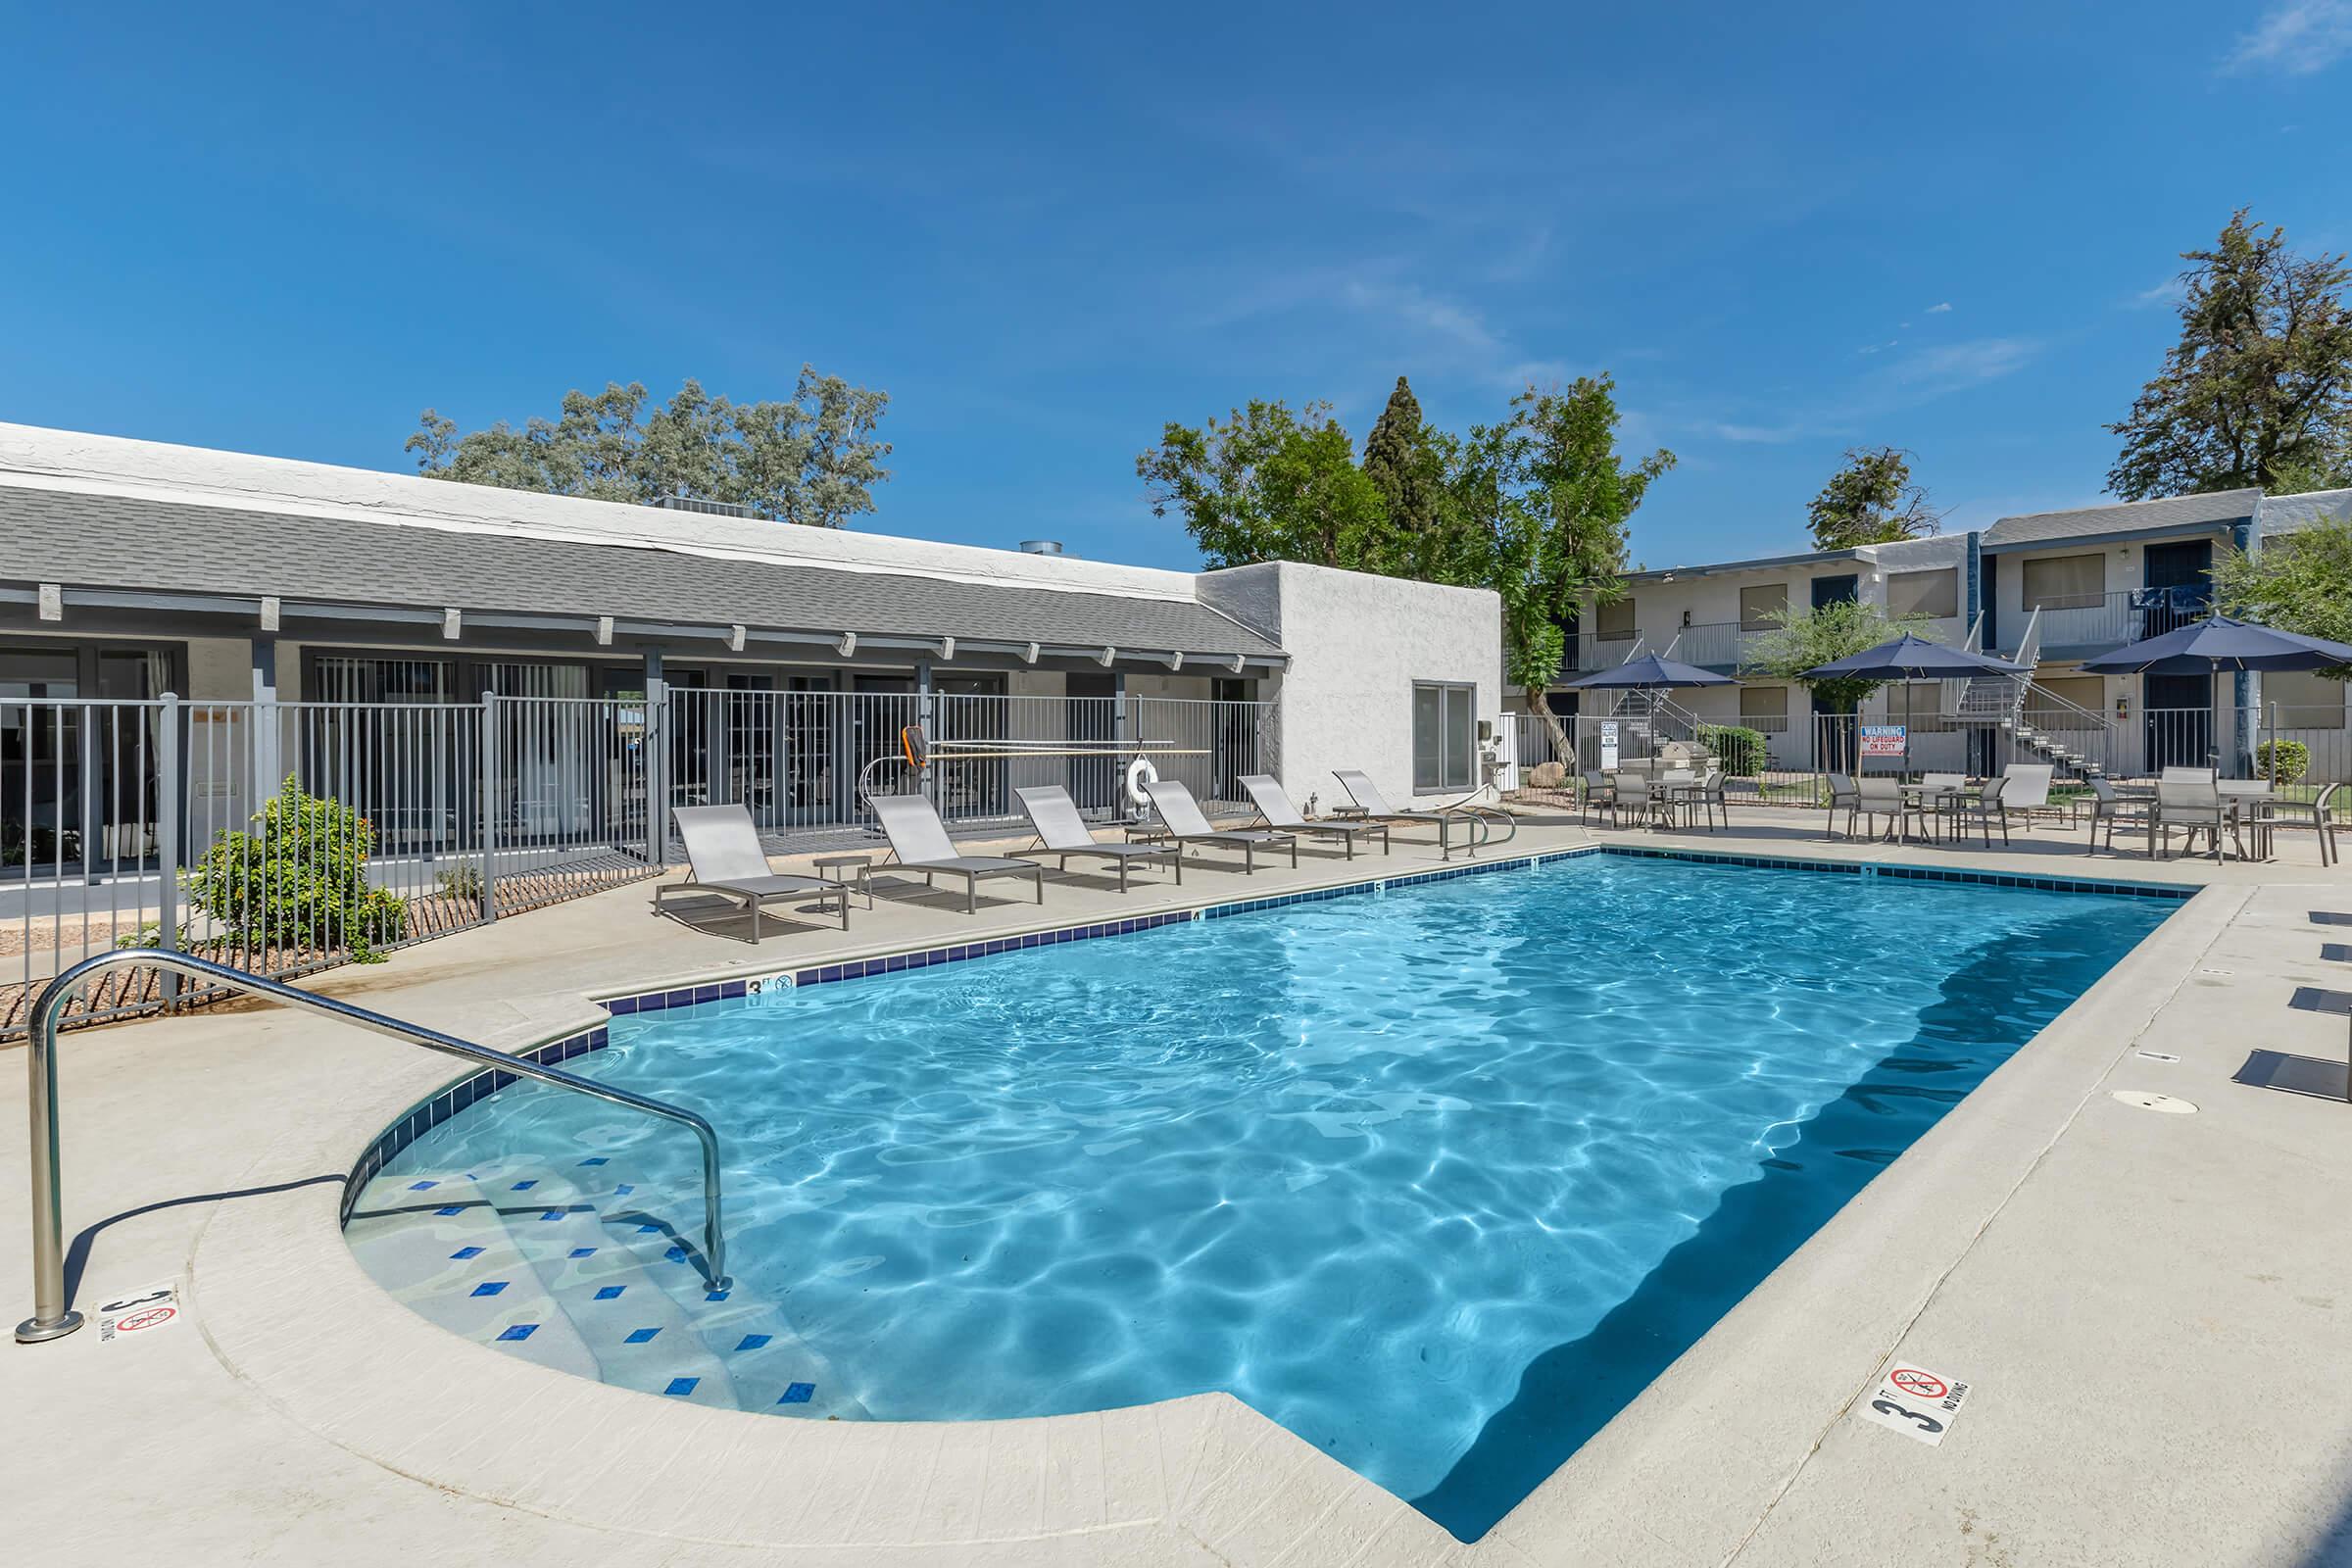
[298,840,2221,1560]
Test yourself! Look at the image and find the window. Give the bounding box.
[1412,682,1477,791]
[1738,685,1788,732]
[1893,685,1957,732]
[1738,584,1788,631]
[1886,567,1958,619]
[2022,553,2105,611]
[1593,599,1637,640]
[2026,675,2106,728]
[2265,670,2347,729]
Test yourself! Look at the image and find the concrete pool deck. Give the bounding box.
[4,808,2351,1565]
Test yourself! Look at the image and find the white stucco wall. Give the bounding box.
[1198,562,1501,807]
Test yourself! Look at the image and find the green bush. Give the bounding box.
[434,863,485,904]
[181,777,408,961]
[1696,723,1770,778]
[2256,739,2311,784]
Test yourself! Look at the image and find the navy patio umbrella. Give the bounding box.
[1797,632,2028,682]
[2075,613,2352,675]
[1562,652,1738,690]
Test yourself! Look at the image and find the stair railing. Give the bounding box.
[17,952,730,1345]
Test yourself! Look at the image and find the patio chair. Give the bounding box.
[2253,781,2342,868]
[867,793,1046,912]
[657,804,851,941]
[1999,764,2055,829]
[1698,768,1730,831]
[1852,775,1927,843]
[2153,774,2237,862]
[1824,772,1859,840]
[1945,773,2012,848]
[1332,769,1478,860]
[1141,778,1298,872]
[1615,771,1674,831]
[2082,778,2153,856]
[1013,785,1182,893]
[1580,769,1618,828]
[1239,774,1391,858]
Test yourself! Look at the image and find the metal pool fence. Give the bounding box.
[1510,699,2352,817]
[4,688,1272,1039]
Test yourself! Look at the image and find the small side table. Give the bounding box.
[814,853,875,908]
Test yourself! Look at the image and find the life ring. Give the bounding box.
[1125,757,1159,808]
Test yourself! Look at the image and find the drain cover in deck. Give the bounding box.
[2111,1091,2197,1114]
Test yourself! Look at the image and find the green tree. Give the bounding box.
[1137,400,1392,569]
[2213,518,2352,676]
[1806,446,1941,549]
[1359,376,1462,575]
[1452,376,1675,758]
[406,368,892,526]
[1742,599,1936,712]
[2107,211,2352,499]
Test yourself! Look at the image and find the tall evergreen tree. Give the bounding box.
[2106,211,2352,500]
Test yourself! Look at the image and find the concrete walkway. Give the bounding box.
[4,808,2350,1565]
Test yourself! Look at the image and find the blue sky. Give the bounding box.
[5,3,2350,571]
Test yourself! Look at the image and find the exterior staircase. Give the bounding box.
[1938,608,2116,780]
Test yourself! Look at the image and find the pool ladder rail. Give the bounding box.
[15,951,728,1345]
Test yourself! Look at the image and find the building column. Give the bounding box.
[250,638,282,794]
[644,649,669,866]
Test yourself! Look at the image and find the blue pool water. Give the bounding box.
[378,856,2175,1539]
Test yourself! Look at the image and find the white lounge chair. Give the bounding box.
[1014,785,1182,892]
[658,804,851,941]
[1238,774,1390,858]
[1331,769,1476,859]
[1141,779,1297,873]
[868,793,1045,912]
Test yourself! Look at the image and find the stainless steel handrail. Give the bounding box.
[16,952,728,1344]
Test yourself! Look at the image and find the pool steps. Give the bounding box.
[345,1159,860,1417]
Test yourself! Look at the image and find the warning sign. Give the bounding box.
[96,1281,183,1343]
[1856,1359,1969,1446]
[1859,725,1908,759]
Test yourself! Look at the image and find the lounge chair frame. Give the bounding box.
[658,805,851,942]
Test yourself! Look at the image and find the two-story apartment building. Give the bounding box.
[1517,485,2352,784]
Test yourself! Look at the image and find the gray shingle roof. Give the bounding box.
[0,487,1284,659]
[1984,489,2260,548]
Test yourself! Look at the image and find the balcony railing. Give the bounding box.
[1996,588,2210,657]
[1579,615,1969,675]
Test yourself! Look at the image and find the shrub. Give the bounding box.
[2255,739,2311,784]
[181,777,408,961]
[1696,723,1769,778]
[434,863,485,904]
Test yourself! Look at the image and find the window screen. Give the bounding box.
[2265,670,2347,729]
[1738,584,1788,630]
[1886,568,1958,618]
[1593,599,1637,639]
[1738,685,1788,731]
[1412,682,1477,790]
[2022,554,2105,611]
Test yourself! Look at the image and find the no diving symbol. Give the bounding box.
[1889,1367,1946,1400]
[114,1305,175,1334]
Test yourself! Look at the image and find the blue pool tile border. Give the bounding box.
[348,837,2192,1218]
[342,1021,612,1218]
[1593,842,2201,900]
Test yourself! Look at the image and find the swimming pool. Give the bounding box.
[352,853,2177,1540]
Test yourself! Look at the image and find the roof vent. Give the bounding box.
[650,494,756,519]
[1019,539,1065,556]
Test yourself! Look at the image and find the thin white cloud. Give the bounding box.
[1706,420,1813,444]
[2226,1,2352,74]
[1925,302,1953,314]
[2130,276,2189,310]
[1857,340,1899,355]
[1871,337,2039,400]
